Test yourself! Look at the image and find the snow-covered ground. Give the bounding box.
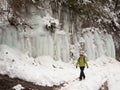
[0,45,120,90]
[60,57,120,90]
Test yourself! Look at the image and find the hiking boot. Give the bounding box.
[79,77,82,81]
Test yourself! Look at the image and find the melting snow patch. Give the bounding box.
[12,84,25,90]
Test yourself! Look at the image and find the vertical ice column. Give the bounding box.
[83,29,116,60]
[26,15,55,58]
[94,31,105,57]
[0,26,18,49]
[94,31,115,58]
[55,31,69,62]
[35,32,54,57]
[84,30,96,60]
[30,31,54,58]
[23,34,32,56]
[0,27,2,43]
[105,34,115,58]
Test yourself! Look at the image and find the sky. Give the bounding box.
[0,45,120,90]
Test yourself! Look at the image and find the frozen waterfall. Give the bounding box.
[82,28,115,60]
[0,0,116,61]
[0,16,115,61]
[0,15,70,62]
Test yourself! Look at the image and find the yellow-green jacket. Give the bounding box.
[76,55,88,67]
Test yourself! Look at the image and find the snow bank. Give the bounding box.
[12,84,25,90]
[0,45,77,86]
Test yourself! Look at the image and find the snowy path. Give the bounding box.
[58,57,120,90]
[60,78,85,90]
[58,68,103,90]
[59,75,100,90]
[59,78,108,90]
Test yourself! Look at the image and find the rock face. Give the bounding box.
[0,0,120,61]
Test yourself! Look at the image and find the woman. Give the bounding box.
[76,53,88,80]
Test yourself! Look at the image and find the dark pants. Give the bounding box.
[79,66,85,80]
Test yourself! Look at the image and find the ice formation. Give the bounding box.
[0,0,116,61]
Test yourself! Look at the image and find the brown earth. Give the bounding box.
[99,81,108,90]
[0,74,60,90]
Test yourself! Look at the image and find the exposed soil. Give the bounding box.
[99,81,108,90]
[0,74,59,90]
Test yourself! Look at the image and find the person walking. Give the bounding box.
[76,53,88,80]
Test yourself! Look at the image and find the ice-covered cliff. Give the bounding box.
[0,0,119,61]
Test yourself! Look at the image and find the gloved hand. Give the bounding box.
[76,66,78,68]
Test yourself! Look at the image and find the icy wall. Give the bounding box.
[0,14,70,62]
[0,19,115,61]
[0,0,117,61]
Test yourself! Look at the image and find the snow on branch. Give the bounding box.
[43,14,59,33]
